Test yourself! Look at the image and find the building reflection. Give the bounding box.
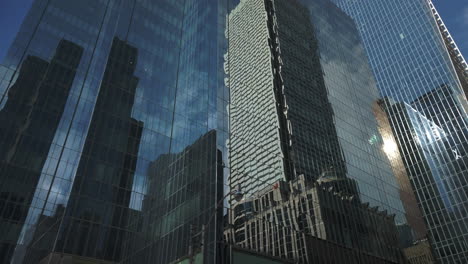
[380,84,468,261]
[373,101,428,242]
[225,0,404,263]
[22,37,143,263]
[121,130,223,264]
[228,0,347,200]
[225,174,404,263]
[0,40,83,263]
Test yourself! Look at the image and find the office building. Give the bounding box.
[373,101,428,241]
[331,0,468,262]
[226,0,417,257]
[0,39,83,263]
[15,37,144,263]
[0,0,228,263]
[380,90,468,263]
[300,0,419,235]
[227,0,347,198]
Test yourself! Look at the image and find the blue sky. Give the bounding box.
[0,0,467,61]
[0,0,34,61]
[433,0,468,57]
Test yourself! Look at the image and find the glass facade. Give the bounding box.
[0,0,229,263]
[428,1,468,98]
[225,0,414,262]
[302,0,412,229]
[227,0,346,198]
[331,0,468,263]
[1,0,462,263]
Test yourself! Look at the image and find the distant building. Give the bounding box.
[0,39,83,262]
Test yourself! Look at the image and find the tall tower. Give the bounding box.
[226,1,413,262]
[331,0,468,262]
[227,0,416,244]
[0,39,82,263]
[227,0,347,198]
[428,1,468,98]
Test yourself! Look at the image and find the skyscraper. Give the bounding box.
[3,0,462,263]
[19,37,144,263]
[0,0,228,263]
[0,39,83,263]
[227,0,347,198]
[331,0,468,262]
[226,0,415,262]
[121,130,223,264]
[428,1,468,97]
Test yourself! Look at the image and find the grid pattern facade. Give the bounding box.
[226,0,418,262]
[227,0,347,198]
[0,0,228,263]
[225,175,404,263]
[272,0,347,182]
[300,0,413,232]
[227,0,287,198]
[428,1,468,98]
[331,0,468,263]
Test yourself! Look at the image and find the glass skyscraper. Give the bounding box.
[226,0,420,262]
[0,0,228,263]
[428,1,468,98]
[1,0,463,263]
[331,0,468,263]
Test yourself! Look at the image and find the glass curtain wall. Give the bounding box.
[0,0,229,263]
[0,0,448,263]
[331,0,468,263]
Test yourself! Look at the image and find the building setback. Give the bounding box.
[404,239,436,264]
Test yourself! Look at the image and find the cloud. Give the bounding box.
[464,6,468,25]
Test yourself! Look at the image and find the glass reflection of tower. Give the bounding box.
[22,37,143,263]
[0,40,83,263]
[226,0,404,262]
[381,87,468,263]
[227,0,347,199]
[373,101,428,242]
[0,0,228,263]
[122,130,222,264]
[331,0,468,262]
